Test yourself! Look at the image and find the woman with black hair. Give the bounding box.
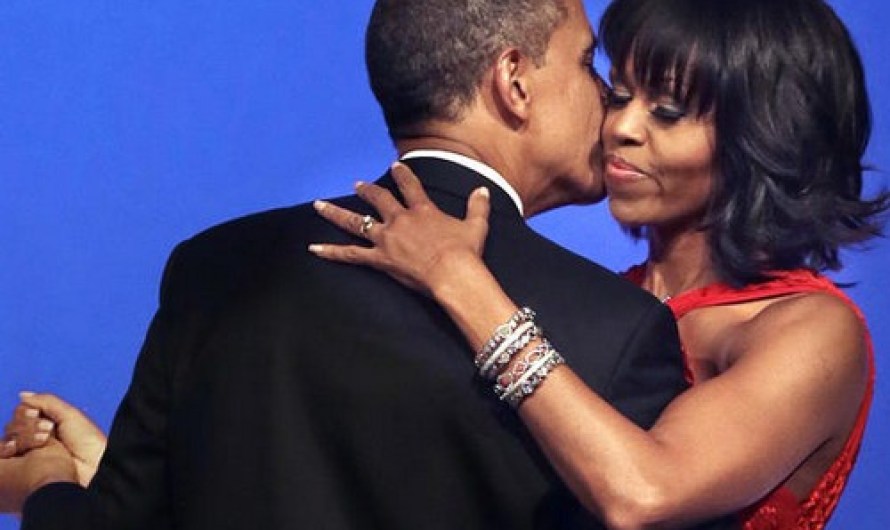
[310,0,888,527]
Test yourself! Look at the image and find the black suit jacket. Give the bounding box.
[24,158,735,530]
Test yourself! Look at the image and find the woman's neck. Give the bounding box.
[643,227,719,301]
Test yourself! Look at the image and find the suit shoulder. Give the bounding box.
[156,203,317,302]
[178,203,311,255]
[175,192,368,258]
[158,195,364,303]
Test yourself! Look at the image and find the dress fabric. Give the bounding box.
[624,267,875,529]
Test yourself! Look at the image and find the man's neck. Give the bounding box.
[400,148,525,216]
[395,137,490,169]
[395,136,530,216]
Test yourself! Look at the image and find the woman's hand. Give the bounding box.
[2,392,107,487]
[310,162,491,297]
[2,397,53,458]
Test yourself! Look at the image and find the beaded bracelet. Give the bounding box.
[492,339,554,395]
[474,307,535,370]
[501,348,565,408]
[478,323,542,380]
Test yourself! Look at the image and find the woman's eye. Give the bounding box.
[651,103,687,123]
[606,89,632,108]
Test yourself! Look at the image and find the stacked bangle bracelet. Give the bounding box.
[478,307,566,408]
[475,307,536,371]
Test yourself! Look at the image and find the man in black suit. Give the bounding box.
[1,0,733,528]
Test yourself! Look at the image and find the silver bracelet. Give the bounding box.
[479,323,542,380]
[499,347,565,408]
[492,340,553,395]
[475,307,535,370]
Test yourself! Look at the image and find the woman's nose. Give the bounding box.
[605,103,647,147]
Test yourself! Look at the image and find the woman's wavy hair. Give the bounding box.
[600,0,889,285]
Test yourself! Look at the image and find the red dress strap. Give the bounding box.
[665,269,848,319]
[622,266,875,529]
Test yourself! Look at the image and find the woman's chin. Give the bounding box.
[607,200,648,229]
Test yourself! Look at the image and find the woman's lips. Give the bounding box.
[605,154,649,184]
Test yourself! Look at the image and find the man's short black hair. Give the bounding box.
[366,0,568,139]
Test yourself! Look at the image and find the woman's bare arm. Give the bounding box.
[310,164,869,529]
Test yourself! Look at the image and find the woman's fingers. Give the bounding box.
[308,242,379,267]
[0,439,14,458]
[311,170,490,294]
[391,162,432,207]
[310,201,381,259]
[2,405,54,457]
[314,200,383,241]
[464,187,492,254]
[13,404,41,423]
[354,181,404,221]
[16,393,108,487]
[18,393,79,426]
[466,187,491,225]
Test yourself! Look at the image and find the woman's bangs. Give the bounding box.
[602,2,718,116]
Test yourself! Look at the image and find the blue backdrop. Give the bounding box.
[1,2,887,528]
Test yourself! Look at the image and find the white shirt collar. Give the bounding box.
[400,149,524,216]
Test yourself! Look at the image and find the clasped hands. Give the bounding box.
[0,392,106,514]
[0,164,487,514]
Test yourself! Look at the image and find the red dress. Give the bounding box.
[624,267,875,529]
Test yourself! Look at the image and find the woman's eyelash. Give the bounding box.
[605,88,687,122]
[605,89,631,107]
[651,104,687,122]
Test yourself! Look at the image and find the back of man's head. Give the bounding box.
[366,0,568,140]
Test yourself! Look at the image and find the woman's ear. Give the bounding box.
[492,48,533,124]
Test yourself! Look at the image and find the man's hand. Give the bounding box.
[2,392,107,486]
[0,437,77,513]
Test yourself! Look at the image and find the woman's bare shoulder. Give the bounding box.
[733,290,868,397]
[750,290,864,345]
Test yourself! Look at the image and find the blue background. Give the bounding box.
[1,2,887,528]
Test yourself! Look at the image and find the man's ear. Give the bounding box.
[492,48,534,124]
